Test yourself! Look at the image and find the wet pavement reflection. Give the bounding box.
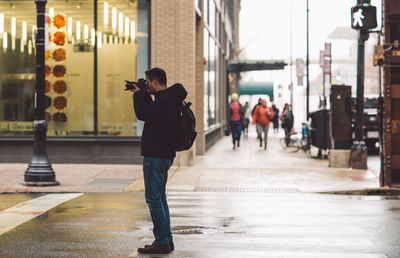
[0,192,399,257]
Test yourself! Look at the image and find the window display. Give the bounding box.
[0,0,148,137]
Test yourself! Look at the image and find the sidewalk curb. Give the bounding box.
[318,187,400,195]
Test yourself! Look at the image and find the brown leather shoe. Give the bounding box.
[145,240,174,251]
[138,242,170,254]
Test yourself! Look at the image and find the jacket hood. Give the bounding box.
[164,83,187,101]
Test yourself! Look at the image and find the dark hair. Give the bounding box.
[145,67,167,86]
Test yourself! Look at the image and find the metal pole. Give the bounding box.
[350,29,368,169]
[94,0,98,136]
[22,0,59,186]
[290,0,293,106]
[306,0,310,120]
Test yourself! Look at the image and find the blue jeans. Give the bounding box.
[230,120,242,144]
[143,157,174,244]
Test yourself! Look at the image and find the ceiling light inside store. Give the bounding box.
[32,25,36,46]
[11,17,16,37]
[118,12,123,36]
[68,17,72,40]
[28,39,32,54]
[104,2,109,26]
[131,21,135,41]
[49,8,54,19]
[76,21,81,40]
[22,21,27,42]
[91,28,95,46]
[124,17,129,38]
[0,13,4,35]
[98,31,102,48]
[84,24,89,40]
[3,32,7,50]
[112,7,117,32]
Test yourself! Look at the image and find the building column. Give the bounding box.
[195,15,205,155]
[151,0,196,165]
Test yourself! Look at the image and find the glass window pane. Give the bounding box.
[209,38,216,127]
[209,0,215,37]
[45,0,95,136]
[204,0,208,25]
[204,28,209,129]
[0,1,36,135]
[97,0,138,136]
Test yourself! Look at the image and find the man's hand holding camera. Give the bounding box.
[124,78,148,94]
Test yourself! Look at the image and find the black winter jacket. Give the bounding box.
[133,83,187,159]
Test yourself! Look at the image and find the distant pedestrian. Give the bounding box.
[229,93,244,149]
[131,67,182,254]
[280,104,294,146]
[252,99,275,150]
[242,102,251,138]
[251,98,262,139]
[271,104,280,133]
[251,98,262,116]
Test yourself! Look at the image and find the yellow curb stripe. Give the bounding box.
[0,193,83,236]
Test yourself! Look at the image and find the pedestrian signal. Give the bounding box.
[351,5,377,30]
[373,45,384,66]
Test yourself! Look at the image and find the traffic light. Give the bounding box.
[351,1,377,30]
[373,45,384,66]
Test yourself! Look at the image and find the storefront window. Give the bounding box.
[97,0,137,136]
[0,1,36,135]
[209,38,216,127]
[0,0,148,137]
[203,28,209,129]
[45,0,95,136]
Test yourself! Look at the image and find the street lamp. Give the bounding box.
[306,0,310,120]
[22,0,59,186]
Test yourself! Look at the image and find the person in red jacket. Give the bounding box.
[252,99,275,150]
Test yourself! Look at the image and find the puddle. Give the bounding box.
[171,225,218,235]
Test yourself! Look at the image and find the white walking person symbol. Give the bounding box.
[353,9,365,27]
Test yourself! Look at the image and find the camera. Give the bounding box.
[124,78,147,91]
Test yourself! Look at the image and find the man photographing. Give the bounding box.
[130,67,187,254]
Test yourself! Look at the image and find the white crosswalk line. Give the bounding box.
[0,193,83,236]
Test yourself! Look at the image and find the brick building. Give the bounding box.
[0,0,241,165]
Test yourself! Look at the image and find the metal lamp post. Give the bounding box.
[22,0,59,186]
[306,0,310,120]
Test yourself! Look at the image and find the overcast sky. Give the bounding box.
[239,0,382,61]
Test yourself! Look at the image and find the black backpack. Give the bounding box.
[175,101,197,151]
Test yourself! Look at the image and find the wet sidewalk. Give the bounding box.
[129,128,381,193]
[1,127,381,193]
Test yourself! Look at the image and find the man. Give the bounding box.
[131,67,187,254]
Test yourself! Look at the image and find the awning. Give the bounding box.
[239,82,274,99]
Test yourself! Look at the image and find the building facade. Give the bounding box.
[0,0,240,165]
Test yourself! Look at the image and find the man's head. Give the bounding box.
[145,67,167,94]
[245,101,249,107]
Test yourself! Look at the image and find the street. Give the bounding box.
[0,192,399,257]
[0,131,398,258]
